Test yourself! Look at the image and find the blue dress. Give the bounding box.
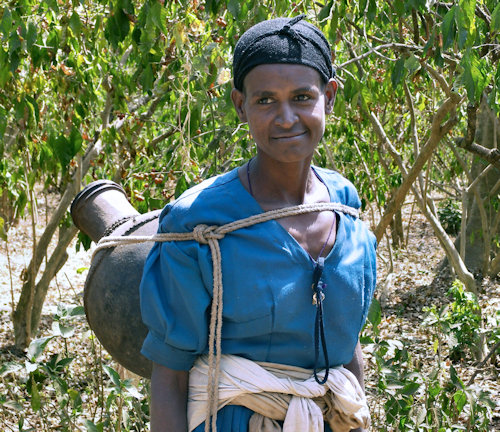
[139,166,377,431]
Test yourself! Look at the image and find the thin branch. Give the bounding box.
[467,340,500,386]
[456,140,500,171]
[150,127,177,146]
[374,92,461,241]
[465,164,497,194]
[338,42,423,69]
[420,61,452,96]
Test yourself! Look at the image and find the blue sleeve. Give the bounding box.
[139,208,212,371]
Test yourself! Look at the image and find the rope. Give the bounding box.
[92,201,359,431]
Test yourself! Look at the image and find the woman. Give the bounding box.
[140,16,376,432]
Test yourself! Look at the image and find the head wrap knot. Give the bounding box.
[233,15,334,91]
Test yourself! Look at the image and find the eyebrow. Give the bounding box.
[250,86,318,98]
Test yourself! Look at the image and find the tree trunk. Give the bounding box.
[459,98,500,276]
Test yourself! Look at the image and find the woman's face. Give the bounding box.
[231,63,336,164]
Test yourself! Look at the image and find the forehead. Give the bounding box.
[242,63,323,94]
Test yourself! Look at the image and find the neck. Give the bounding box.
[249,154,316,207]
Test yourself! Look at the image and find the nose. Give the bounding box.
[275,102,298,128]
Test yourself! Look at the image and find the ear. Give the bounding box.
[231,88,247,122]
[324,79,338,114]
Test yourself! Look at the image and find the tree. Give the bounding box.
[0,0,498,349]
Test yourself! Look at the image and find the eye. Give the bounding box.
[294,94,311,101]
[257,97,273,104]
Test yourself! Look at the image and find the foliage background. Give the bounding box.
[0,0,499,430]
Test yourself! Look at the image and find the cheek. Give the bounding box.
[310,106,326,129]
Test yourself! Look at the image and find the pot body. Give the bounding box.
[71,180,159,377]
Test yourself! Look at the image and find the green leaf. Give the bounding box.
[27,336,53,362]
[140,63,154,91]
[404,54,420,75]
[69,305,85,316]
[391,58,406,87]
[441,6,456,51]
[343,75,358,102]
[9,32,21,55]
[52,321,75,338]
[318,0,333,21]
[458,50,489,102]
[492,2,500,33]
[367,297,381,327]
[69,125,83,156]
[0,216,7,241]
[0,56,10,87]
[56,357,74,369]
[449,364,464,389]
[124,382,143,399]
[367,0,377,23]
[149,1,166,33]
[455,0,476,49]
[174,172,189,198]
[69,12,82,36]
[227,0,241,19]
[0,361,21,376]
[103,364,122,388]
[29,375,41,411]
[2,400,23,411]
[0,8,12,37]
[84,420,100,432]
[26,21,37,50]
[453,390,467,413]
[393,0,404,17]
[105,5,130,47]
[402,381,421,395]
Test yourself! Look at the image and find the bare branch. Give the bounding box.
[338,42,423,69]
[374,92,461,241]
[420,62,452,96]
[151,128,177,146]
[467,340,500,386]
[456,140,500,171]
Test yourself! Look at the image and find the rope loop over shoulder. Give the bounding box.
[91,201,360,432]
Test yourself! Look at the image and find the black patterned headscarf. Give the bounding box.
[232,15,335,91]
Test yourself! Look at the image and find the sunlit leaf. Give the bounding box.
[29,375,41,411]
[0,361,21,376]
[103,364,122,388]
[453,389,467,413]
[52,321,76,338]
[27,336,53,361]
[0,216,7,241]
[492,2,500,33]
[84,420,100,432]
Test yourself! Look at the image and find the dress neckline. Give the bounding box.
[235,163,343,265]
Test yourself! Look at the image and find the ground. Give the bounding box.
[0,190,498,430]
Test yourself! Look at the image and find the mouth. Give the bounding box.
[271,131,306,140]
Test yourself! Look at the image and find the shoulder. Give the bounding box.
[313,166,361,209]
[157,168,248,232]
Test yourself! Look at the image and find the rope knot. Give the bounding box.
[192,224,224,245]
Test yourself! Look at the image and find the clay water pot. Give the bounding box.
[71,180,160,377]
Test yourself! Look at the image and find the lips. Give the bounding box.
[271,131,306,140]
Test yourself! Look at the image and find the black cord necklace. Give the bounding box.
[246,159,332,384]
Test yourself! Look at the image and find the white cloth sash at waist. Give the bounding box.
[188,354,370,432]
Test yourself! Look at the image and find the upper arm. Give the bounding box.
[140,238,213,370]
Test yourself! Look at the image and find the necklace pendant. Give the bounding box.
[312,281,326,305]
